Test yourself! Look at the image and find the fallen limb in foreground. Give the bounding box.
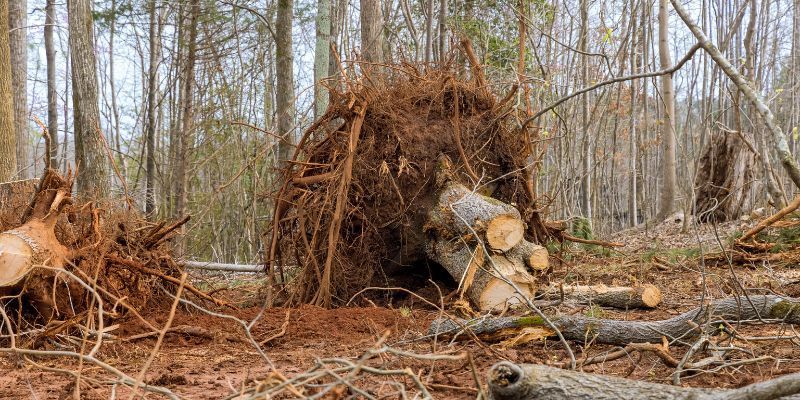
[429,295,800,345]
[488,362,800,400]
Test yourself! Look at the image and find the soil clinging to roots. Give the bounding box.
[268,52,551,307]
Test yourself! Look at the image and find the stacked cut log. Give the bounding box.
[425,157,548,311]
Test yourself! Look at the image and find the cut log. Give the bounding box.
[536,284,662,309]
[425,157,541,311]
[506,241,549,271]
[488,362,800,400]
[486,214,525,251]
[431,238,535,311]
[429,295,800,345]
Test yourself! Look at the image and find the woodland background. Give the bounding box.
[0,0,798,263]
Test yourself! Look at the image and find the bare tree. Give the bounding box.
[314,0,331,118]
[69,0,110,197]
[174,0,200,218]
[656,0,676,220]
[276,0,295,168]
[45,0,59,168]
[0,0,16,182]
[9,0,27,178]
[145,0,160,215]
[579,0,592,221]
[360,0,385,63]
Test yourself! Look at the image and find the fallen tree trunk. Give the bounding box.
[181,261,264,273]
[425,157,544,311]
[536,284,662,309]
[488,362,800,400]
[429,295,800,345]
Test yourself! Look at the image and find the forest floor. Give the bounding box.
[3,216,800,399]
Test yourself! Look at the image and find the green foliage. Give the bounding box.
[93,1,134,28]
[755,213,800,253]
[584,304,605,318]
[571,217,593,240]
[640,246,701,263]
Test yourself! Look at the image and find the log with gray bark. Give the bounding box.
[181,260,264,273]
[424,156,547,311]
[535,284,662,309]
[488,362,800,400]
[429,295,800,345]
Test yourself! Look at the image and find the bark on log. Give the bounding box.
[536,284,662,309]
[488,362,800,400]
[429,295,800,345]
[425,158,544,311]
[181,260,264,273]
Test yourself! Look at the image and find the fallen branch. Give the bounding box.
[737,194,800,242]
[488,362,800,400]
[429,295,800,346]
[181,260,264,273]
[107,254,232,309]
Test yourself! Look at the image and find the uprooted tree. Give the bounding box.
[266,46,558,309]
[0,169,220,341]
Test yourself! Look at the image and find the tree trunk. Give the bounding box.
[174,0,199,220]
[360,0,385,63]
[145,0,159,215]
[488,362,800,400]
[314,0,331,118]
[656,0,676,220]
[9,0,27,179]
[276,0,295,169]
[0,0,16,182]
[68,0,110,197]
[45,0,59,169]
[578,0,592,222]
[425,0,434,63]
[429,295,800,345]
[438,0,447,61]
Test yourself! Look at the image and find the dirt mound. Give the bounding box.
[268,51,551,307]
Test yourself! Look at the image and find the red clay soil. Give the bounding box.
[4,219,800,399]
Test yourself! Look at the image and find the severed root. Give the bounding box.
[488,362,800,400]
[0,170,74,318]
[536,284,662,309]
[428,295,800,346]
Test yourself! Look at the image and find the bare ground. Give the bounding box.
[3,218,800,399]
